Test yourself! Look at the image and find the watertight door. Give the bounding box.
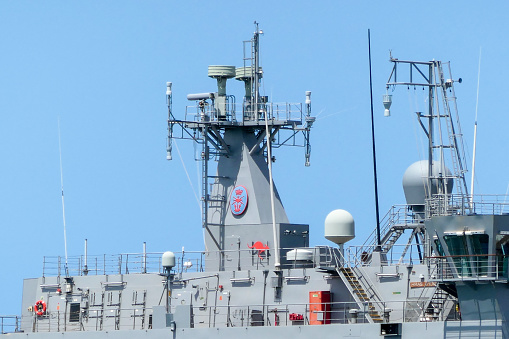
[309,291,331,325]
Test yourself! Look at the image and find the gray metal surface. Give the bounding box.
[4,25,509,339]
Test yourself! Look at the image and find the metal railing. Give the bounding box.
[332,247,386,314]
[28,308,149,333]
[184,102,303,124]
[426,194,509,217]
[0,315,20,334]
[25,298,461,333]
[345,243,424,268]
[42,251,206,277]
[42,243,431,278]
[357,205,420,259]
[428,254,509,281]
[44,246,343,277]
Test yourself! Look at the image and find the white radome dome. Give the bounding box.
[324,209,355,245]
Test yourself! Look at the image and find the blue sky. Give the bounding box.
[1,1,508,315]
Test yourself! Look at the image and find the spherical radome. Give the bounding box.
[324,209,355,245]
[402,160,453,206]
[162,251,176,269]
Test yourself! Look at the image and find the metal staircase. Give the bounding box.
[338,267,383,323]
[424,284,451,321]
[320,248,385,324]
[354,205,420,265]
[435,61,470,214]
[380,228,405,253]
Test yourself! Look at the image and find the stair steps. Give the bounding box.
[340,267,383,323]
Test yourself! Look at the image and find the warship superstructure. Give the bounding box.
[2,25,509,338]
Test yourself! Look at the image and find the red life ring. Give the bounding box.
[35,300,46,316]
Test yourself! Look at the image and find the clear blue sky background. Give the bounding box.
[1,1,508,315]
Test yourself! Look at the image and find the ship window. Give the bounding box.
[496,234,509,277]
[443,235,471,277]
[434,239,445,256]
[69,303,80,322]
[469,234,489,276]
[443,235,468,256]
[470,234,489,255]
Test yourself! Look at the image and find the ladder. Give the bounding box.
[338,267,384,323]
[435,62,469,208]
[425,284,451,321]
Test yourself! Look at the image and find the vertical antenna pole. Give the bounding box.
[250,23,280,268]
[368,29,382,251]
[253,21,260,120]
[304,91,314,166]
[266,114,280,268]
[427,64,434,216]
[84,239,88,276]
[143,242,147,273]
[58,118,69,276]
[166,82,173,160]
[470,48,481,206]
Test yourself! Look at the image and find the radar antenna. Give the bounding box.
[385,57,470,216]
[166,23,315,270]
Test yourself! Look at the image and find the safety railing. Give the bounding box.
[42,244,429,278]
[427,254,509,281]
[331,247,386,316]
[184,102,303,124]
[25,298,461,333]
[42,251,206,277]
[345,243,424,268]
[27,308,150,333]
[44,247,335,277]
[426,194,509,217]
[0,315,20,334]
[356,205,420,262]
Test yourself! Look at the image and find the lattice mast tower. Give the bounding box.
[166,23,315,271]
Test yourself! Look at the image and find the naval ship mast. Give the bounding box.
[384,56,469,212]
[166,23,315,271]
[360,57,470,266]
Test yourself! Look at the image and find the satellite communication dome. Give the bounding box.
[162,251,176,270]
[324,209,355,245]
[402,160,453,207]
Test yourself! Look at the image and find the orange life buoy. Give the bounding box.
[35,300,46,316]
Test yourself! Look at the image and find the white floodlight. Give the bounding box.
[383,94,392,117]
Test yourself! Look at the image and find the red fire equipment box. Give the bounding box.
[309,291,331,325]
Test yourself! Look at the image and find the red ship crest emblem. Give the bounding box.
[230,185,248,215]
[248,241,269,259]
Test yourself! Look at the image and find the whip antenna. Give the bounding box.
[58,118,69,277]
[368,29,382,251]
[470,47,481,204]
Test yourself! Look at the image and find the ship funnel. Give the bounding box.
[402,160,453,213]
[383,93,392,117]
[324,209,355,245]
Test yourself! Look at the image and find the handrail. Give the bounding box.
[22,299,461,333]
[184,101,303,125]
[333,248,385,309]
[0,315,20,334]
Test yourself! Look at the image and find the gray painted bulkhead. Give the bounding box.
[204,128,309,272]
[426,215,509,329]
